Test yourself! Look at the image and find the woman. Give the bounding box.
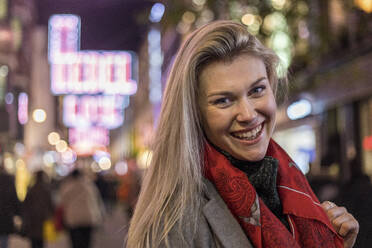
[127,20,359,248]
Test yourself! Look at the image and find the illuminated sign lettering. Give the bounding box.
[48,14,137,95]
[63,95,128,129]
[69,127,109,156]
[48,14,80,64]
[48,14,137,156]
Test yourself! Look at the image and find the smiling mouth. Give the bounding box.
[230,124,263,141]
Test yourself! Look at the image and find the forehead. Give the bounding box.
[198,54,268,93]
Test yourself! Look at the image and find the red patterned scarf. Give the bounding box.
[203,139,343,248]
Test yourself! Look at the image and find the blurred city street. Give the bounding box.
[0,0,372,247]
[8,205,129,248]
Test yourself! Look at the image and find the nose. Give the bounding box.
[236,99,258,123]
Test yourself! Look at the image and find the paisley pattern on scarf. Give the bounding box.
[292,216,341,248]
[203,139,344,248]
[213,170,255,214]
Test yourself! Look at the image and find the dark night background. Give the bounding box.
[36,0,154,52]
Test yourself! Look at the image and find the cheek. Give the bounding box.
[265,95,277,133]
[202,109,229,138]
[264,89,277,117]
[268,98,277,118]
[203,110,221,132]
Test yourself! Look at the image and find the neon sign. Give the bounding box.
[63,95,128,129]
[48,14,138,156]
[48,14,80,64]
[69,127,109,156]
[48,14,137,95]
[50,51,136,95]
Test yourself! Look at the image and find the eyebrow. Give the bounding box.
[206,77,268,97]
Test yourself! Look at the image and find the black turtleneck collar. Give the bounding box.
[211,143,290,230]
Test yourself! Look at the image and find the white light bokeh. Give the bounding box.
[56,140,68,153]
[48,132,60,145]
[32,109,47,123]
[98,157,111,170]
[149,3,165,23]
[115,161,128,175]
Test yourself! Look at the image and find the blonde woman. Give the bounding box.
[127,21,359,248]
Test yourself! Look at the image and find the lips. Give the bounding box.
[230,123,263,141]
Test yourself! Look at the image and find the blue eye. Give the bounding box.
[250,85,266,96]
[212,97,232,107]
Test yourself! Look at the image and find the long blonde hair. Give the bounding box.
[127,20,281,247]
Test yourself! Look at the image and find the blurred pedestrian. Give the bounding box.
[22,170,54,248]
[94,173,112,213]
[117,158,141,218]
[59,169,105,248]
[0,164,20,248]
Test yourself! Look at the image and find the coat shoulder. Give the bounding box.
[165,205,220,248]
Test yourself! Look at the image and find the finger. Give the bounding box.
[339,215,359,237]
[326,206,348,221]
[321,201,337,211]
[342,217,359,248]
[332,213,354,236]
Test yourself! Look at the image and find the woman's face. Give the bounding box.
[198,54,277,161]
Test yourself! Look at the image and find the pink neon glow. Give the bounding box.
[48,14,137,95]
[69,127,109,156]
[48,15,80,64]
[63,95,126,129]
[18,93,28,125]
[51,52,136,95]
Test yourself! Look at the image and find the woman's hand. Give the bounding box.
[321,201,359,248]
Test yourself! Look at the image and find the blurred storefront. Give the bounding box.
[0,0,37,200]
[0,0,371,200]
[276,48,372,180]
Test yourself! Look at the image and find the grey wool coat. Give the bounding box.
[164,180,254,248]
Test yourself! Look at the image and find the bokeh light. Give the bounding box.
[98,157,111,170]
[91,161,101,173]
[5,92,14,104]
[263,12,287,34]
[32,109,47,123]
[115,161,128,175]
[61,148,77,164]
[241,13,255,26]
[15,159,25,169]
[48,132,60,145]
[14,142,25,156]
[271,0,287,10]
[43,152,55,167]
[4,156,14,172]
[0,65,8,77]
[137,150,153,170]
[56,140,68,153]
[354,0,372,13]
[192,0,206,6]
[182,11,196,24]
[149,2,165,23]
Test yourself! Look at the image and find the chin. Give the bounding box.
[236,144,268,162]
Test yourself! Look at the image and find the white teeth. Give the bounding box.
[232,124,262,140]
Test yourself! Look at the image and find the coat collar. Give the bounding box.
[202,179,253,248]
